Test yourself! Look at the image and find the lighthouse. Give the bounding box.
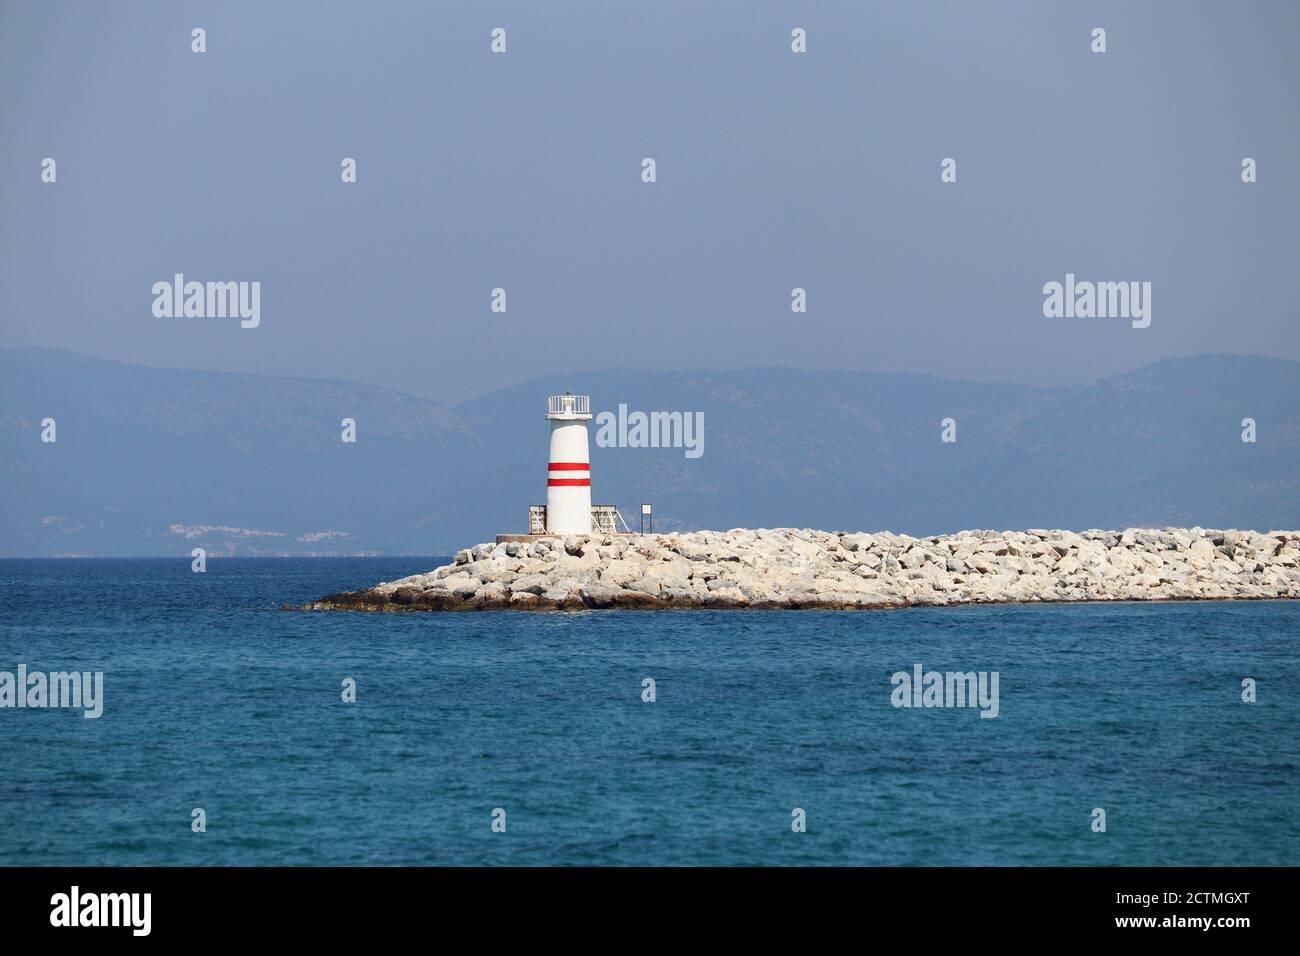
[510,394,627,540]
[545,393,593,534]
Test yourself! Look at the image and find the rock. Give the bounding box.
[841,533,874,552]
[542,584,575,604]
[391,586,424,605]
[304,526,1300,613]
[578,583,621,607]
[446,575,475,593]
[510,573,548,595]
[479,582,508,606]
[1054,556,1082,576]
[610,590,663,609]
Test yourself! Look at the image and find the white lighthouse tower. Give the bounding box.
[545,393,593,534]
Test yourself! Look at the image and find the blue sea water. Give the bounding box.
[0,557,1297,867]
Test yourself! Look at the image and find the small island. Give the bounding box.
[302,527,1300,611]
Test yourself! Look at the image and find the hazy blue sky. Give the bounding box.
[2,1,1298,402]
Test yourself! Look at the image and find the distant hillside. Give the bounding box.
[1,349,1296,556]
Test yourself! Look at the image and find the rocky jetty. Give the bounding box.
[303,527,1300,611]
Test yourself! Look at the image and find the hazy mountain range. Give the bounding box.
[1,348,1296,557]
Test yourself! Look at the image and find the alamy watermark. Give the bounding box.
[594,404,704,459]
[1042,273,1150,328]
[890,663,999,718]
[1,665,103,718]
[152,273,260,328]
[50,886,150,936]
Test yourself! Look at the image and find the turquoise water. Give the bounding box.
[1,557,1297,866]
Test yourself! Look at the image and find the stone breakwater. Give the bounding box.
[305,527,1300,611]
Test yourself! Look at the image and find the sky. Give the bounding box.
[2,0,1298,403]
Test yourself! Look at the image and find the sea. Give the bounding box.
[1,557,1297,866]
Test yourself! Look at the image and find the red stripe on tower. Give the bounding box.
[548,462,590,471]
[548,478,591,486]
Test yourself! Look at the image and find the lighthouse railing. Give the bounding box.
[547,394,590,415]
